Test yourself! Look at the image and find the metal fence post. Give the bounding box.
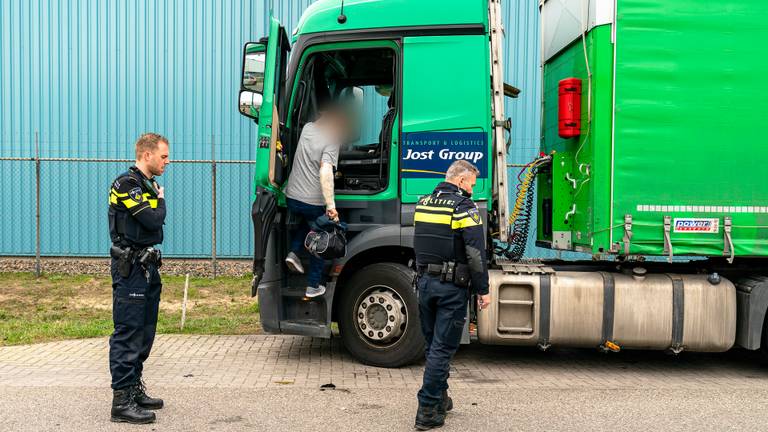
[211,134,218,278]
[35,131,41,278]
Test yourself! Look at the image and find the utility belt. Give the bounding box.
[110,245,162,278]
[417,261,471,288]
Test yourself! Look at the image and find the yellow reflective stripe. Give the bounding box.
[121,198,141,209]
[415,205,454,213]
[453,212,468,218]
[139,193,159,208]
[414,212,452,225]
[118,192,158,209]
[111,188,128,197]
[452,216,482,229]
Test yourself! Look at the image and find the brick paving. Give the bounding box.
[2,335,768,390]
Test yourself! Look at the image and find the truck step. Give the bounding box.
[280,319,330,338]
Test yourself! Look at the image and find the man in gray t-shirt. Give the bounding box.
[284,121,340,206]
[283,107,346,298]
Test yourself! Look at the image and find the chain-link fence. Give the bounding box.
[1,131,570,277]
[0,133,256,277]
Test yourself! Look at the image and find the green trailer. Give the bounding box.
[538,0,768,259]
[237,0,768,367]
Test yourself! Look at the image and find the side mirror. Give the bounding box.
[240,42,267,120]
[239,91,264,118]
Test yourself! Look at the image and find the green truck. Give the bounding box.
[238,0,768,367]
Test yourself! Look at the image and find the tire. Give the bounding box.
[761,315,768,363]
[738,276,768,362]
[760,280,768,363]
[338,262,425,368]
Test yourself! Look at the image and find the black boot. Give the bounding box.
[438,390,453,416]
[111,388,156,424]
[133,380,164,410]
[415,403,445,431]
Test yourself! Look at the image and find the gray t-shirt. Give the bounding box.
[284,122,339,206]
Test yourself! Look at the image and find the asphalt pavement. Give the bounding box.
[4,387,768,431]
[2,335,768,431]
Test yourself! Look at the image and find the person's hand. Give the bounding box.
[326,207,339,221]
[477,294,491,310]
[157,186,165,199]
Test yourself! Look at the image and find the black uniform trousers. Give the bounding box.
[416,274,469,407]
[109,257,162,390]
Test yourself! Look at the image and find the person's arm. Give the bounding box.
[320,138,340,219]
[319,161,336,211]
[453,200,490,300]
[114,177,166,231]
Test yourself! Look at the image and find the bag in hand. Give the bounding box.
[304,215,348,260]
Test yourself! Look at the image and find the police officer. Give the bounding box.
[108,133,170,424]
[413,159,491,430]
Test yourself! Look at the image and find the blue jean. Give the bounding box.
[109,258,162,390]
[416,274,469,407]
[287,198,326,288]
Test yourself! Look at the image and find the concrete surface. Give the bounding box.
[2,335,768,431]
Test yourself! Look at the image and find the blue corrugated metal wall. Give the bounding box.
[0,0,553,258]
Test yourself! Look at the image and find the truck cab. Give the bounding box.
[239,0,768,368]
[238,0,501,367]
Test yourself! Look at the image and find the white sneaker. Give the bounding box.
[285,252,305,274]
[305,285,326,298]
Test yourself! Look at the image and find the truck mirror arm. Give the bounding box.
[503,83,521,98]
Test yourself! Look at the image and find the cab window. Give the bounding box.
[287,47,396,194]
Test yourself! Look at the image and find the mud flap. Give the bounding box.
[251,186,278,296]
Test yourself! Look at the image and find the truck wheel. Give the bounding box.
[741,276,768,362]
[762,317,768,362]
[338,263,424,368]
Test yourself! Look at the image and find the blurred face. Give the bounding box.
[337,114,352,142]
[142,142,170,176]
[456,173,477,196]
[322,110,348,144]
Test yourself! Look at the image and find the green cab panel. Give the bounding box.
[293,0,488,39]
[400,35,492,203]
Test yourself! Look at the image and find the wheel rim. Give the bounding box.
[354,284,409,347]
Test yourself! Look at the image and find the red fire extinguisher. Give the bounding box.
[558,78,582,138]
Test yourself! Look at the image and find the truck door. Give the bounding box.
[238,17,290,297]
[240,17,290,189]
[400,35,492,203]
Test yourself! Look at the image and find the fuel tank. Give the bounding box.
[477,266,736,352]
